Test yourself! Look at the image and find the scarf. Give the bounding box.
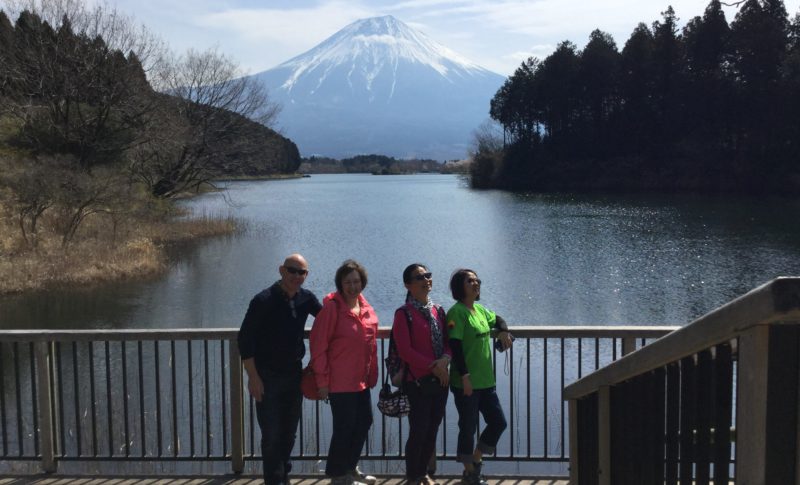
[407,294,444,359]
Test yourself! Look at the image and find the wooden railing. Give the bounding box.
[0,326,678,475]
[564,277,800,485]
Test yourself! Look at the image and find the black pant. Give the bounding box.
[451,386,507,464]
[326,388,373,477]
[404,380,448,480]
[254,364,302,485]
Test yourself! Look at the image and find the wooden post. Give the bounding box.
[229,339,244,474]
[35,341,57,473]
[569,399,579,485]
[621,337,636,356]
[598,386,611,485]
[737,324,800,485]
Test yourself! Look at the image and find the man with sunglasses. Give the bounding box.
[238,254,322,485]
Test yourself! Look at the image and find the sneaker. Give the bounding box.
[348,467,377,485]
[461,469,488,485]
[330,476,366,485]
[422,475,439,485]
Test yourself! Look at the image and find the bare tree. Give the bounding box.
[133,47,281,197]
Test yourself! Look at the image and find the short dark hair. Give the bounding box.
[450,268,479,301]
[402,263,428,284]
[335,259,368,292]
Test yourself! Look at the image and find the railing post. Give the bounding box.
[598,386,611,485]
[229,338,244,473]
[621,337,636,356]
[35,341,57,473]
[737,323,800,485]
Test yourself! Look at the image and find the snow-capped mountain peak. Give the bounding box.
[277,15,488,93]
[252,15,505,160]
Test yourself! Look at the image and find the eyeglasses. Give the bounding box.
[467,277,482,285]
[413,272,433,281]
[285,266,308,276]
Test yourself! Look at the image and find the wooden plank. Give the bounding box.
[712,343,733,485]
[35,341,57,473]
[598,386,610,485]
[568,399,579,485]
[736,325,770,485]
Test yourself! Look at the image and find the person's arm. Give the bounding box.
[490,313,513,350]
[449,339,468,375]
[310,301,336,398]
[242,357,263,401]
[238,295,266,400]
[309,292,323,317]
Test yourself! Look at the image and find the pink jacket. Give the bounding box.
[310,291,379,392]
[392,304,452,382]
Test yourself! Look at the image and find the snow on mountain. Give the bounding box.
[254,15,505,160]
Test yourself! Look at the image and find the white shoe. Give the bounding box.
[349,467,377,485]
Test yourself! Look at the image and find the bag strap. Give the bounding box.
[401,305,416,380]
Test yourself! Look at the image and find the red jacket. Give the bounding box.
[392,303,452,382]
[310,291,379,392]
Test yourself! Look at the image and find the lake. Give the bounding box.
[2,173,800,330]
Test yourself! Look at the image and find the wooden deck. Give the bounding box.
[0,476,569,485]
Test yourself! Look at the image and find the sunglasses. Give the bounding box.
[413,272,433,281]
[467,277,482,285]
[285,266,308,276]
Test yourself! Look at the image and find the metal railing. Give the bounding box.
[564,277,800,485]
[0,325,677,474]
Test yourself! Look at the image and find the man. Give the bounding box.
[238,254,322,485]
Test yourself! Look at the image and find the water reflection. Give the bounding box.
[2,174,799,330]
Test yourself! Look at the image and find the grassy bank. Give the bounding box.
[0,200,238,295]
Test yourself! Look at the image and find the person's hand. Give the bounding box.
[318,386,329,401]
[248,374,264,402]
[430,358,450,387]
[462,374,473,396]
[499,331,514,351]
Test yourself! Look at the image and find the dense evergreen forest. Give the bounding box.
[476,0,800,193]
[0,6,299,198]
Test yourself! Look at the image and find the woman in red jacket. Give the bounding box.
[392,263,452,485]
[310,259,379,485]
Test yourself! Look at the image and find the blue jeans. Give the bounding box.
[451,386,507,464]
[326,389,373,477]
[255,364,302,485]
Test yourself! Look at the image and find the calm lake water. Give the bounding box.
[2,173,800,329]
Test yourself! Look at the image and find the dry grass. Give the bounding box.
[0,201,239,295]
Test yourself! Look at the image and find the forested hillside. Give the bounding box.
[0,1,297,293]
[476,0,800,193]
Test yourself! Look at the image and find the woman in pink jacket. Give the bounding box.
[310,259,379,485]
[392,263,452,485]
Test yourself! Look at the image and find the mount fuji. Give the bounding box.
[253,15,505,160]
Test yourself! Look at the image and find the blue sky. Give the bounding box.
[101,0,800,76]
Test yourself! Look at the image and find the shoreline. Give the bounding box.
[0,210,239,296]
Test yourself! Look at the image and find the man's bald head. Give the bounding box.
[278,253,309,297]
[283,253,308,268]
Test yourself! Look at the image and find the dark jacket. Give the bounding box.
[238,281,322,372]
